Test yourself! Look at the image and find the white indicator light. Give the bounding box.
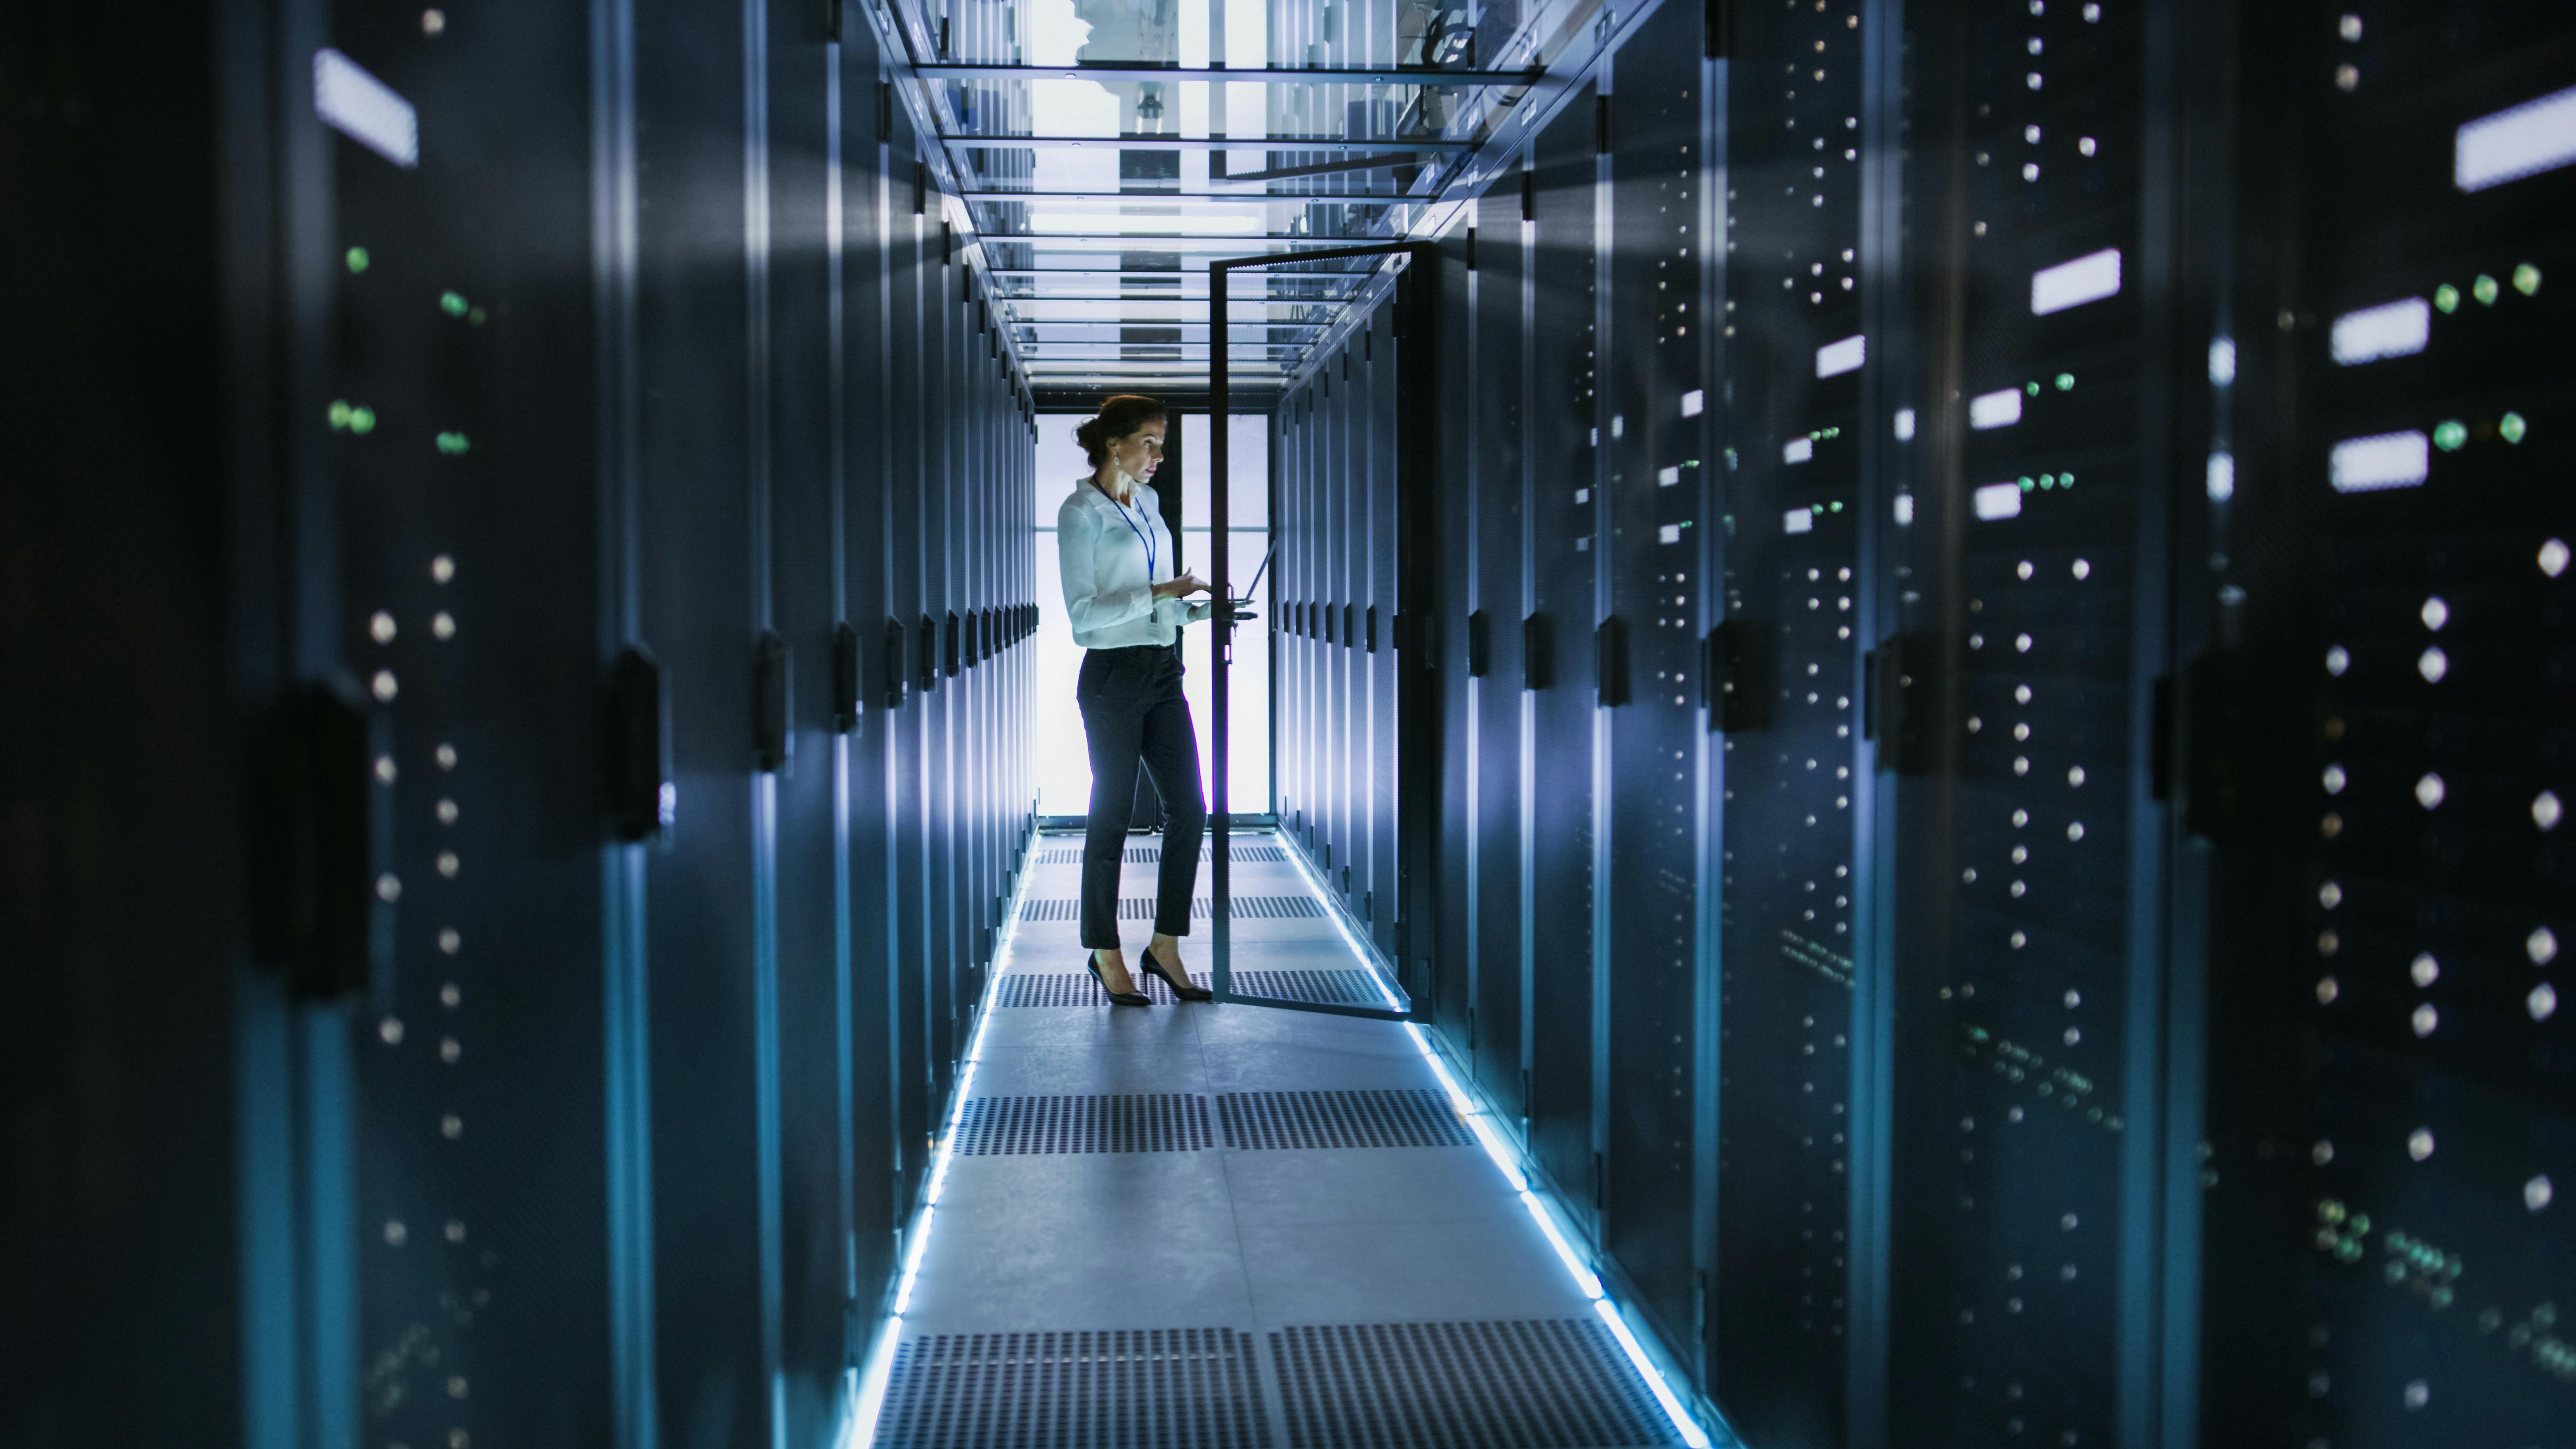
[2331,297,2431,364]
[314,49,419,167]
[1894,407,1916,440]
[1974,482,2024,520]
[2455,83,2576,192]
[1784,508,1815,534]
[2209,337,2236,385]
[1816,334,1867,377]
[1894,493,1915,525]
[1784,437,1815,464]
[2031,247,2122,314]
[1659,524,1683,544]
[1658,466,1682,486]
[1970,388,2025,429]
[1681,389,1705,417]
[2330,431,2429,492]
[2207,452,2236,501]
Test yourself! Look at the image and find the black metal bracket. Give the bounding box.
[1596,614,1629,707]
[254,677,373,999]
[753,629,791,773]
[1467,609,1491,677]
[1703,617,1775,732]
[608,644,672,843]
[831,621,861,733]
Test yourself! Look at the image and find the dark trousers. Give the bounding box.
[1076,645,1207,950]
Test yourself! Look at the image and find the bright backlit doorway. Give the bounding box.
[1031,411,1272,820]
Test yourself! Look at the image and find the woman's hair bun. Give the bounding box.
[1076,394,1166,466]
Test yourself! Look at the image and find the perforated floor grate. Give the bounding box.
[953,1094,1212,1154]
[1269,1319,1682,1448]
[994,970,1384,1008]
[994,972,1185,1006]
[1222,970,1385,1005]
[1035,846,1291,865]
[1020,897,1326,923]
[878,1328,1271,1449]
[1216,1090,1476,1150]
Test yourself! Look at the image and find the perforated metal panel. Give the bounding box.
[877,1328,1270,1449]
[998,971,1380,1008]
[953,1095,1213,1154]
[1033,845,1292,865]
[1021,897,1325,922]
[1269,1319,1681,1448]
[1216,1090,1475,1150]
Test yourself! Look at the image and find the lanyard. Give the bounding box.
[1102,483,1155,583]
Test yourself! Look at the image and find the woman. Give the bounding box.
[1057,395,1216,1005]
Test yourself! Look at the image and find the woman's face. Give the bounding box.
[1108,419,1165,481]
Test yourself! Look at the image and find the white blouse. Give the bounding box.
[1056,475,1212,649]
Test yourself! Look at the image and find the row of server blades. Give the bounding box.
[9,2,1038,1445]
[1275,0,2574,1445]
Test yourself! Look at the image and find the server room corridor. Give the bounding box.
[11,0,2573,1447]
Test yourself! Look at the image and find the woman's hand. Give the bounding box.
[1152,572,1211,601]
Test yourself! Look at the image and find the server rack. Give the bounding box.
[8,2,1039,1441]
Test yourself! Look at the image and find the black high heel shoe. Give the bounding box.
[1085,953,1152,1007]
[1140,947,1214,1003]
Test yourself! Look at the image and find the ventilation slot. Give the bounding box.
[1217,1090,1475,1150]
[1021,897,1329,923]
[953,1094,1212,1154]
[1269,1319,1682,1448]
[997,970,1381,1008]
[1035,846,1169,864]
[1225,970,1383,1005]
[877,1328,1270,1449]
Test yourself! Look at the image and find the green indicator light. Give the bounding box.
[1828,501,1843,513]
[328,400,353,430]
[2025,380,2041,396]
[349,407,377,435]
[2061,472,2075,488]
[2039,474,2057,489]
[2433,284,2459,313]
[441,291,468,316]
[2500,411,2527,444]
[1812,504,1825,515]
[2019,476,2036,492]
[2514,263,2542,296]
[2473,274,2500,305]
[2055,372,2075,390]
[436,432,471,455]
[345,247,371,274]
[467,306,487,326]
[2433,419,2467,451]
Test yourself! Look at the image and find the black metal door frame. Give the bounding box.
[1209,241,1437,1020]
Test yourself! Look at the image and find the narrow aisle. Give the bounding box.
[866,829,1696,1447]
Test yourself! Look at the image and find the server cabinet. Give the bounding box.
[1435,229,1479,1038]
[1601,0,1715,1361]
[1527,88,1605,1220]
[1473,178,1534,1126]
[2202,4,2576,1447]
[839,17,903,1387]
[1880,0,2190,1443]
[762,7,863,1438]
[886,127,933,1216]
[924,210,959,1086]
[321,8,630,1443]
[629,0,786,1432]
[1370,307,1404,960]
[1708,0,1872,1436]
